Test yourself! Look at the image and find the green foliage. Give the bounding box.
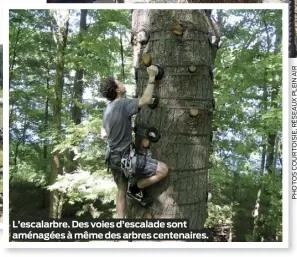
[9,9,131,220]
[48,169,116,218]
[205,202,236,228]
[9,162,48,187]
[207,9,282,242]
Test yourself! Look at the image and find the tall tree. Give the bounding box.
[49,9,70,219]
[129,10,218,229]
[66,10,88,173]
[72,10,88,126]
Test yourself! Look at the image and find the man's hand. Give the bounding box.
[147,65,158,83]
[101,127,107,139]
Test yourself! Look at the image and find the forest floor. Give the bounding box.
[10,184,49,221]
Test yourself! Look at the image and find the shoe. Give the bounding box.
[127,187,153,207]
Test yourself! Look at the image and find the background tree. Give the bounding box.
[49,9,70,219]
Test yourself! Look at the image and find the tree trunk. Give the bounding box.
[265,19,281,175]
[13,117,29,166]
[9,23,21,125]
[44,67,50,163]
[252,189,261,241]
[72,10,87,126]
[129,10,218,229]
[49,10,70,219]
[65,10,88,174]
[120,32,125,82]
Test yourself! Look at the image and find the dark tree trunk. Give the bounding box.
[65,10,88,174]
[72,10,87,126]
[129,10,218,229]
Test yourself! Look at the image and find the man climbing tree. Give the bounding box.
[100,68,168,218]
[128,9,219,228]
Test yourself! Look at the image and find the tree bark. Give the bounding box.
[49,10,70,219]
[72,10,87,126]
[13,117,29,166]
[265,18,281,175]
[44,67,50,163]
[129,10,218,229]
[66,10,88,174]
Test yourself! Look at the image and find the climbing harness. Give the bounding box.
[121,145,135,179]
[105,143,135,179]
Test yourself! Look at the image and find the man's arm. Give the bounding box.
[139,65,159,107]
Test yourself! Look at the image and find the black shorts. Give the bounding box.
[111,153,158,185]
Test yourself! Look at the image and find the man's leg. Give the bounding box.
[116,181,128,218]
[137,161,168,188]
[127,155,168,204]
[111,168,128,218]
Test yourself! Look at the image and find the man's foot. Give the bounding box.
[127,184,152,207]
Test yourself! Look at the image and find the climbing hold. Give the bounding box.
[142,53,152,67]
[137,30,149,44]
[189,109,199,117]
[155,64,164,80]
[208,32,220,48]
[142,138,150,148]
[148,96,159,109]
[188,65,197,73]
[217,39,222,49]
[172,23,183,36]
[146,127,161,143]
[212,99,215,110]
[209,67,214,81]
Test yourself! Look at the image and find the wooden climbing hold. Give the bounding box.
[137,30,149,44]
[148,96,159,109]
[209,67,214,81]
[189,109,199,117]
[142,53,152,67]
[155,64,164,80]
[188,65,197,73]
[172,23,183,36]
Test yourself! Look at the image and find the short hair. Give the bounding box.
[100,77,118,101]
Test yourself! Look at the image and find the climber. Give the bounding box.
[100,65,168,218]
